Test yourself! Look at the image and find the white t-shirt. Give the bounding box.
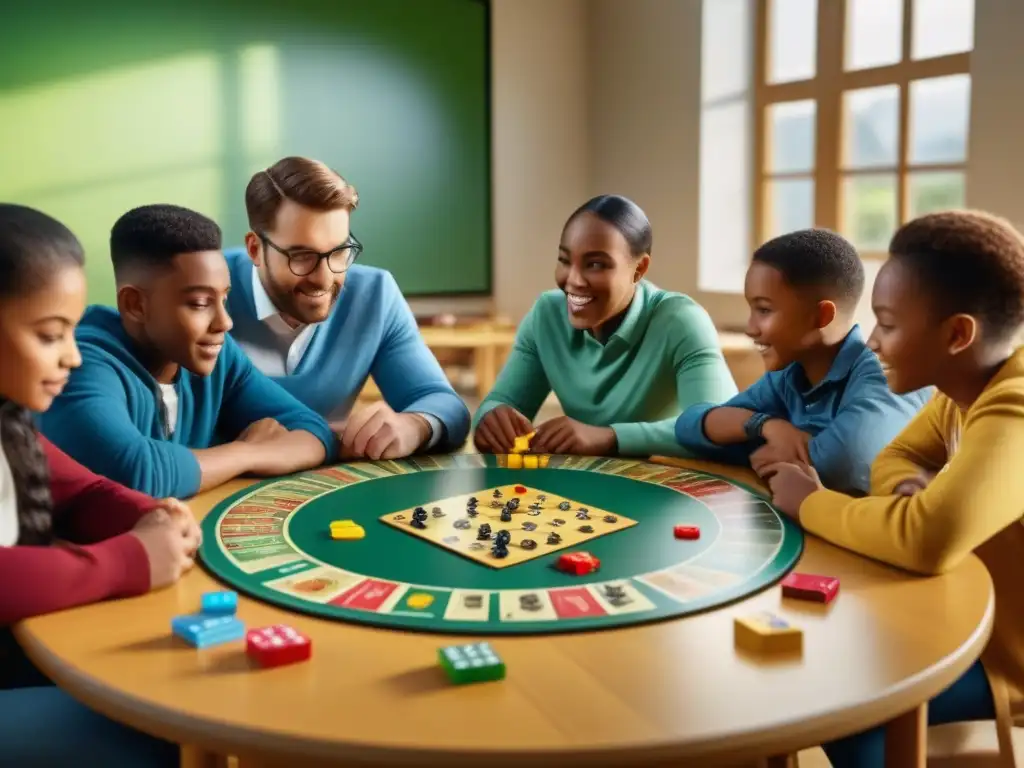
[159,383,178,436]
[0,443,19,547]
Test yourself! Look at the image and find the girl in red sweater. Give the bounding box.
[0,203,201,765]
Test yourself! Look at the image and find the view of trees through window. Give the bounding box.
[755,0,974,256]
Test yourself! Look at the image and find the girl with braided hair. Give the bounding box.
[0,203,199,765]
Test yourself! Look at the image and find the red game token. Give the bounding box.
[556,551,600,575]
[514,485,527,494]
[780,572,840,604]
[674,525,700,540]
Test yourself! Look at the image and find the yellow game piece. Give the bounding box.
[511,431,536,454]
[506,453,523,469]
[523,454,539,469]
[406,593,434,609]
[330,519,356,529]
[733,611,802,654]
[539,454,550,468]
[331,524,365,541]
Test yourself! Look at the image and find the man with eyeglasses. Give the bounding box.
[222,156,470,460]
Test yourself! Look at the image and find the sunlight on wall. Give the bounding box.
[0,54,225,306]
[240,44,281,156]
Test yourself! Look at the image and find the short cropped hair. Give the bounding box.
[752,228,865,311]
[889,210,1024,342]
[110,204,222,281]
[245,157,359,234]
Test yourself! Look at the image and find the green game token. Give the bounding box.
[438,642,506,684]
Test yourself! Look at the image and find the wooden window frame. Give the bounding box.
[753,0,972,259]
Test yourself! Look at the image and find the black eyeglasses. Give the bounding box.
[259,233,363,277]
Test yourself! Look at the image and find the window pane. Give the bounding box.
[766,177,815,237]
[907,171,966,218]
[842,174,897,250]
[912,0,975,60]
[843,86,899,169]
[767,100,816,173]
[909,75,971,164]
[768,0,818,83]
[845,0,903,71]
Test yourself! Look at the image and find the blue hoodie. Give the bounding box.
[39,306,336,498]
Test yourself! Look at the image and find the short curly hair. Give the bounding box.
[752,228,865,311]
[110,204,222,281]
[888,210,1024,343]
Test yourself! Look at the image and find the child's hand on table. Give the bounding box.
[750,419,812,477]
[130,507,202,590]
[762,461,824,521]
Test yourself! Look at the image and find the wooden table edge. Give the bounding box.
[15,570,994,767]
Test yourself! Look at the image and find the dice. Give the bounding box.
[246,625,312,668]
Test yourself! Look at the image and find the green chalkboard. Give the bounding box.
[0,0,490,302]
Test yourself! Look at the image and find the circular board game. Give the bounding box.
[199,454,803,634]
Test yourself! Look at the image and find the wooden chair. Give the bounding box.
[927,722,1023,767]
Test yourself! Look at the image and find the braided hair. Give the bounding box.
[0,204,85,546]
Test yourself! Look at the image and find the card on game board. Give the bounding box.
[780,572,840,603]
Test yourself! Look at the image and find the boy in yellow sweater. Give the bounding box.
[765,210,1024,767]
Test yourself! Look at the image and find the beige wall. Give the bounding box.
[488,0,1023,330]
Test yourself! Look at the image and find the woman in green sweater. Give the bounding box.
[473,195,737,457]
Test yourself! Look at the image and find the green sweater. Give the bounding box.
[474,281,738,456]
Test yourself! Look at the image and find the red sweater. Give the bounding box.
[0,437,155,625]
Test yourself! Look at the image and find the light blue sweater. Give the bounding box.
[222,249,471,452]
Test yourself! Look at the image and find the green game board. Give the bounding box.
[198,455,803,634]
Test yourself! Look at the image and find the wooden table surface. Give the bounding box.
[14,459,994,768]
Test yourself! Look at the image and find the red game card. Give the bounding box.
[780,572,840,603]
[549,587,606,619]
[331,578,399,611]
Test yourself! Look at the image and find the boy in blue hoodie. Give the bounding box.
[40,204,336,498]
[674,229,931,494]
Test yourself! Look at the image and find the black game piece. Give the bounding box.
[477,523,492,540]
[500,508,512,523]
[576,510,590,520]
[491,545,509,559]
[490,500,503,508]
[577,507,589,515]
[411,519,427,530]
[522,521,537,531]
[603,514,618,523]
[578,525,594,533]
[527,509,541,517]
[467,496,478,505]
[466,507,479,518]
[495,530,512,547]
[528,502,542,511]
[413,506,427,517]
[453,519,471,529]
[551,518,565,526]
[519,594,542,611]
[546,532,562,545]
[508,498,520,510]
[537,494,547,501]
[431,507,445,518]
[493,489,503,498]
[558,501,571,511]
[521,539,537,550]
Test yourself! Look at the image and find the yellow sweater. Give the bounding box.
[801,347,1024,763]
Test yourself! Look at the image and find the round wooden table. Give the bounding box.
[14,459,994,768]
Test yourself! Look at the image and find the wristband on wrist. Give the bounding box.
[743,412,772,442]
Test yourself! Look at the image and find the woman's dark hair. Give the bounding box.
[0,204,85,545]
[566,194,653,257]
